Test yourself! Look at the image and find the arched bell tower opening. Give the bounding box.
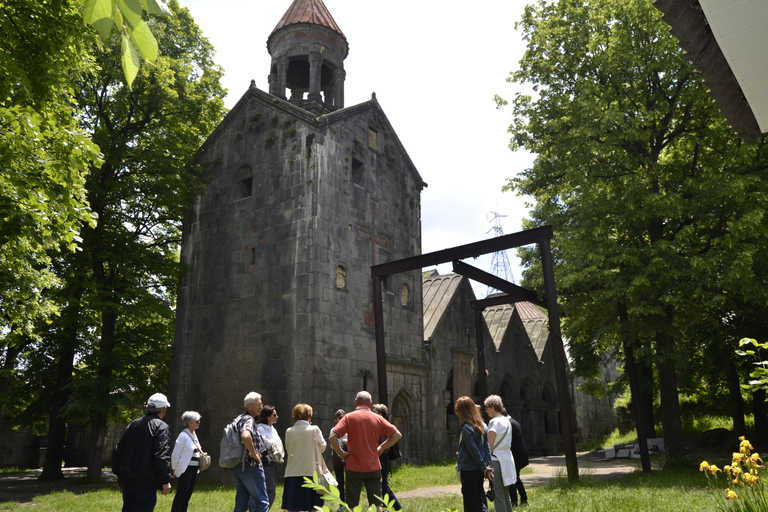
[267,0,348,112]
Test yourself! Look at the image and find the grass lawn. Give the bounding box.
[0,463,718,512]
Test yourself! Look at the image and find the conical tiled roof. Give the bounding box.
[271,0,346,39]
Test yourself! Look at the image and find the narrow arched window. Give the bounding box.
[336,266,347,289]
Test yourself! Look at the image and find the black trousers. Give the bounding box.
[460,469,485,512]
[509,467,528,505]
[334,467,346,503]
[170,465,198,512]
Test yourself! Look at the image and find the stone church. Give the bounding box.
[168,0,617,477]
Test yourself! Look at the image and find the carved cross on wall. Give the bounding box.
[357,202,388,324]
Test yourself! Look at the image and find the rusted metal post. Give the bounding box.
[539,238,579,481]
[373,275,388,407]
[473,306,489,401]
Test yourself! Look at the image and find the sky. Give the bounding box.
[179,0,536,297]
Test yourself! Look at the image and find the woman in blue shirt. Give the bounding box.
[455,396,494,512]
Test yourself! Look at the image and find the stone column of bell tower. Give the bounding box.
[267,0,348,111]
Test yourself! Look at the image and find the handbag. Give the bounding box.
[388,441,402,461]
[486,487,496,502]
[199,451,212,471]
[186,431,211,471]
[268,432,285,463]
[313,431,338,489]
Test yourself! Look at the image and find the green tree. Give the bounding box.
[74,0,225,480]
[4,0,226,480]
[500,0,768,460]
[0,0,100,436]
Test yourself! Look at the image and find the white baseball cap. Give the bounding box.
[147,393,171,408]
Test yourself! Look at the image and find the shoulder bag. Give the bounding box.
[312,428,337,489]
[186,430,211,471]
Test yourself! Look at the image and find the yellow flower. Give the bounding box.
[732,466,743,476]
[709,465,721,475]
[700,461,710,472]
[726,489,738,501]
[751,453,763,465]
[734,452,746,462]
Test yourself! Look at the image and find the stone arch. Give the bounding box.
[335,264,347,289]
[519,378,535,401]
[391,390,418,463]
[518,378,536,450]
[542,382,559,435]
[400,283,410,307]
[499,376,516,411]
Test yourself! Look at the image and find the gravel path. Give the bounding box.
[398,452,646,499]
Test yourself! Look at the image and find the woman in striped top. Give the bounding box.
[171,410,203,512]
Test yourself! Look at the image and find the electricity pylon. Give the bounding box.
[485,211,515,297]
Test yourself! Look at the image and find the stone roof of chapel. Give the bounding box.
[271,0,346,39]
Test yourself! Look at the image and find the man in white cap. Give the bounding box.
[112,392,173,512]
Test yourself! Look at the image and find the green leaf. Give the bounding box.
[142,0,173,16]
[121,34,140,88]
[83,0,114,42]
[115,0,143,30]
[130,22,158,62]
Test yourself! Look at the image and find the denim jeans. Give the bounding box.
[233,462,270,512]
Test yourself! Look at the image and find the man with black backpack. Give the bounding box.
[231,391,270,512]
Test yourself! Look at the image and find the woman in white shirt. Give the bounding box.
[281,403,327,512]
[171,411,203,512]
[257,405,285,508]
[484,395,517,512]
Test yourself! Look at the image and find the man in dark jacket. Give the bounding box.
[113,393,173,512]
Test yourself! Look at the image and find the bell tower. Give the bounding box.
[267,0,348,111]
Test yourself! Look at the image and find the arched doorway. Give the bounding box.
[391,391,417,463]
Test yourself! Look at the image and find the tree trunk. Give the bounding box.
[618,301,652,474]
[725,358,746,436]
[753,389,768,442]
[637,353,656,439]
[39,351,75,480]
[85,306,118,482]
[655,314,685,460]
[39,289,84,481]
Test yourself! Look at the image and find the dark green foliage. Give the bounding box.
[502,0,768,459]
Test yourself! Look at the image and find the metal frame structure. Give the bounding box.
[370,225,579,480]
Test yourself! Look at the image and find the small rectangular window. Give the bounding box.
[352,158,364,185]
[238,177,253,199]
[368,128,378,150]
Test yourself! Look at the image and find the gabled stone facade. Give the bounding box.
[169,37,426,477]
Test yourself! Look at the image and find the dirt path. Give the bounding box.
[398,452,647,499]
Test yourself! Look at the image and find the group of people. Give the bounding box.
[456,395,529,512]
[111,390,403,512]
[111,390,527,512]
